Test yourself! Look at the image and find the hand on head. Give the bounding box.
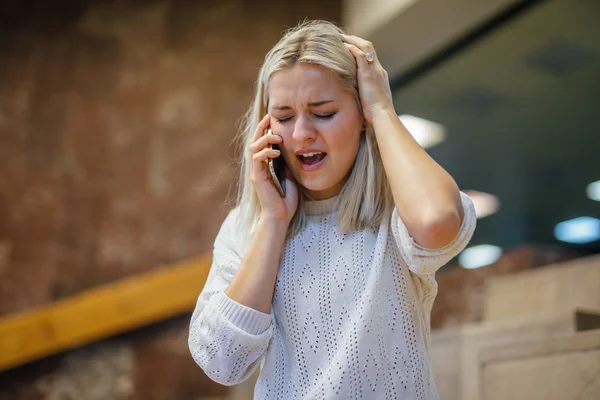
[342,34,394,126]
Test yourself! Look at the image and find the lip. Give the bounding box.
[296,153,327,172]
[295,148,326,156]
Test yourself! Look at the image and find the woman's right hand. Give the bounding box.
[249,114,298,224]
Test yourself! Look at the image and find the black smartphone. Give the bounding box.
[267,128,286,197]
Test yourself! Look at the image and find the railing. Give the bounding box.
[0,255,212,371]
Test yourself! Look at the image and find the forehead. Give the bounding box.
[268,64,347,105]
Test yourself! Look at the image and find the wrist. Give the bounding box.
[369,104,400,137]
[370,103,396,121]
[258,212,290,233]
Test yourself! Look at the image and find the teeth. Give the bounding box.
[301,152,322,157]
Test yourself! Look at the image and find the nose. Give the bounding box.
[292,116,317,143]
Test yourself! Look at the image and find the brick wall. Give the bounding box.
[0,1,341,398]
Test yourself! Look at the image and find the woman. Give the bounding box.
[189,20,476,399]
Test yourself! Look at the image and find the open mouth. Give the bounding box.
[297,152,327,166]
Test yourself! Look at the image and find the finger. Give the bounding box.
[249,132,283,154]
[251,114,271,143]
[345,43,370,69]
[252,147,281,166]
[342,34,374,54]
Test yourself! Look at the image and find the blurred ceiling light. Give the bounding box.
[586,180,600,201]
[554,216,600,244]
[458,244,502,269]
[398,114,446,149]
[464,190,500,219]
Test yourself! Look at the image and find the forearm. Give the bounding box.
[224,215,288,314]
[371,106,463,248]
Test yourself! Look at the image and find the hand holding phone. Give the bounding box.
[267,128,286,197]
[248,115,297,223]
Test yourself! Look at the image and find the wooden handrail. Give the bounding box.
[0,255,212,372]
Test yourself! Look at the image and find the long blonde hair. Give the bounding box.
[234,20,393,239]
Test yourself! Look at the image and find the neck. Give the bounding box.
[303,181,346,201]
[304,194,340,215]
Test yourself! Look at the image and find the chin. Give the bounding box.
[299,176,344,199]
[299,177,330,191]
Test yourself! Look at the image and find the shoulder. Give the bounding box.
[213,206,244,250]
[213,206,240,235]
[224,206,242,229]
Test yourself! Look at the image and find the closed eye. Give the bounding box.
[275,112,337,123]
[315,112,336,119]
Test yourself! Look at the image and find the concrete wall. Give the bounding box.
[341,0,521,77]
[342,0,418,36]
[481,329,600,400]
[431,245,570,330]
[430,255,600,400]
[485,254,600,322]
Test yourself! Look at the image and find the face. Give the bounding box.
[267,63,363,200]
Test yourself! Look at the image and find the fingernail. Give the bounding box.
[277,135,283,140]
[273,149,281,154]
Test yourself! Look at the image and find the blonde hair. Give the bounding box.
[234,20,393,239]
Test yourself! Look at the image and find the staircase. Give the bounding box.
[430,254,600,400]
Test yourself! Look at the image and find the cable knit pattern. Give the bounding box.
[189,192,476,399]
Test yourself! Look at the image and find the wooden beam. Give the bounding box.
[0,255,212,372]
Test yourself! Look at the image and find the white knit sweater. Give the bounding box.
[189,192,476,399]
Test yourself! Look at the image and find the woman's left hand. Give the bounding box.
[342,34,394,126]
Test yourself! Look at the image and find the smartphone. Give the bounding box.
[267,128,286,197]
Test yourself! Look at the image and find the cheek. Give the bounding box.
[280,132,294,152]
[278,132,296,164]
[342,137,361,167]
[330,125,361,161]
[275,123,294,140]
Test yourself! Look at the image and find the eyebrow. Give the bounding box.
[271,100,334,111]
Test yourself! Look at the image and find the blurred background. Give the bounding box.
[0,0,598,399]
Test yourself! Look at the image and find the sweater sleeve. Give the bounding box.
[188,208,274,386]
[390,191,477,276]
